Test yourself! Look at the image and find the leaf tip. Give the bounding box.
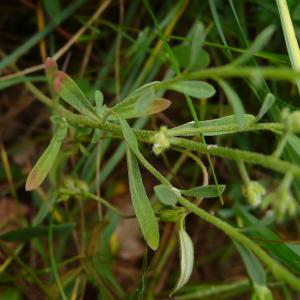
[147,98,171,115]
[25,174,37,191]
[44,57,57,70]
[53,71,67,92]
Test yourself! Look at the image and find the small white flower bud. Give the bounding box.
[152,126,170,155]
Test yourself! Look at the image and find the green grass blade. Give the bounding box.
[276,0,300,93]
[217,79,246,127]
[0,223,75,242]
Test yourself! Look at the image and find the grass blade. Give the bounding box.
[0,223,75,242]
[276,0,300,93]
[217,79,245,127]
[231,26,275,66]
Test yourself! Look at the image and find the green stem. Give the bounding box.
[177,196,300,291]
[158,66,300,87]
[237,160,251,185]
[169,137,300,178]
[24,84,300,179]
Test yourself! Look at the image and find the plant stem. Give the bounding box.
[177,196,300,291]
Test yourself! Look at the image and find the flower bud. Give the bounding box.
[58,177,89,201]
[244,181,266,206]
[288,111,300,133]
[261,188,298,223]
[152,126,170,155]
[159,207,186,222]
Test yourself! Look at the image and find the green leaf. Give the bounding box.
[91,90,105,143]
[168,81,216,99]
[234,241,266,286]
[181,185,225,198]
[174,280,250,299]
[232,26,275,66]
[126,147,160,250]
[256,93,275,122]
[0,223,75,242]
[112,83,170,119]
[189,22,206,68]
[43,0,62,24]
[154,184,179,206]
[113,99,171,119]
[172,226,194,295]
[112,82,160,111]
[94,90,104,109]
[118,117,139,153]
[45,57,58,86]
[169,114,256,136]
[218,79,246,127]
[173,45,210,70]
[25,118,67,191]
[52,71,100,122]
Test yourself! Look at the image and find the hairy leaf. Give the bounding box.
[126,148,160,250]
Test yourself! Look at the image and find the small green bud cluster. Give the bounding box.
[58,177,89,201]
[159,207,186,222]
[261,189,298,223]
[261,173,298,222]
[152,126,170,155]
[244,181,266,207]
[281,108,300,133]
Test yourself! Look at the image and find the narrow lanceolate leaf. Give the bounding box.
[118,117,139,153]
[181,185,226,198]
[92,90,105,143]
[126,147,160,250]
[256,93,275,122]
[25,121,67,191]
[112,81,160,111]
[169,114,256,136]
[112,83,170,119]
[234,241,266,286]
[168,81,216,99]
[172,227,194,295]
[52,70,100,122]
[113,99,171,119]
[232,26,275,66]
[218,79,246,127]
[154,184,180,206]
